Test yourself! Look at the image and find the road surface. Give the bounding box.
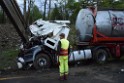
[0,60,124,83]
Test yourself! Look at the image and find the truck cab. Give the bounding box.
[0,0,70,69]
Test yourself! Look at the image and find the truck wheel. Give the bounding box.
[93,49,108,64]
[33,53,51,70]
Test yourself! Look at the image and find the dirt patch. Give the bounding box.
[0,24,21,51]
[0,24,21,69]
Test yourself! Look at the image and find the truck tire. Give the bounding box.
[93,49,108,64]
[33,53,51,70]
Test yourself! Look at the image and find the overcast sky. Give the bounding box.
[17,0,44,11]
[16,0,80,14]
[16,0,59,12]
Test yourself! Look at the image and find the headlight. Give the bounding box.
[17,57,25,69]
[18,57,25,63]
[17,62,23,69]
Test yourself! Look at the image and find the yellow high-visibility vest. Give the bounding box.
[60,39,69,56]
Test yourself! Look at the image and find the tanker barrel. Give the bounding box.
[76,8,124,42]
[75,8,95,42]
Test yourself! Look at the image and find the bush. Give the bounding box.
[68,24,77,48]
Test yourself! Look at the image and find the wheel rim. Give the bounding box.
[38,58,47,67]
[98,53,106,61]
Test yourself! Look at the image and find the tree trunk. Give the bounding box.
[24,0,26,21]
[43,0,47,20]
[2,10,5,23]
[48,0,51,20]
[26,0,31,26]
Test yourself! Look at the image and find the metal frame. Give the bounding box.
[91,24,124,58]
[92,24,124,43]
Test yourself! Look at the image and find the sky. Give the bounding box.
[16,0,59,12]
[17,0,109,13]
[17,0,44,12]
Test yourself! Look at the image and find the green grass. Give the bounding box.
[0,49,19,69]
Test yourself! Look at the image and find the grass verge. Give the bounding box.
[0,49,19,69]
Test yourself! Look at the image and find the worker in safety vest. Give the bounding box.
[57,33,70,80]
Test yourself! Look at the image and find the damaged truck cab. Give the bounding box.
[17,19,70,69]
[0,0,70,69]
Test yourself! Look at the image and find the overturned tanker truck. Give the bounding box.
[72,6,124,64]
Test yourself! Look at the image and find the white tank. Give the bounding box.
[76,8,124,42]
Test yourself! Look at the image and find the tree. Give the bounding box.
[48,0,51,20]
[0,6,7,23]
[57,0,68,20]
[96,0,124,9]
[29,5,42,23]
[23,0,35,25]
[24,0,26,21]
[69,2,82,23]
[66,0,124,23]
[66,0,83,23]
[50,4,62,20]
[43,0,47,20]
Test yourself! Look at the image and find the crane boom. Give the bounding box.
[0,0,28,43]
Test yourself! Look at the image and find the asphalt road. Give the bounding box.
[1,61,124,83]
[0,74,123,83]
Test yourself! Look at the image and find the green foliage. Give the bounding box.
[50,4,63,20]
[98,0,124,9]
[0,49,19,69]
[68,2,82,23]
[112,0,124,9]
[66,0,75,9]
[48,0,124,25]
[68,24,77,47]
[112,1,124,9]
[29,5,43,23]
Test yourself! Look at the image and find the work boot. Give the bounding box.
[64,74,68,80]
[59,76,64,81]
